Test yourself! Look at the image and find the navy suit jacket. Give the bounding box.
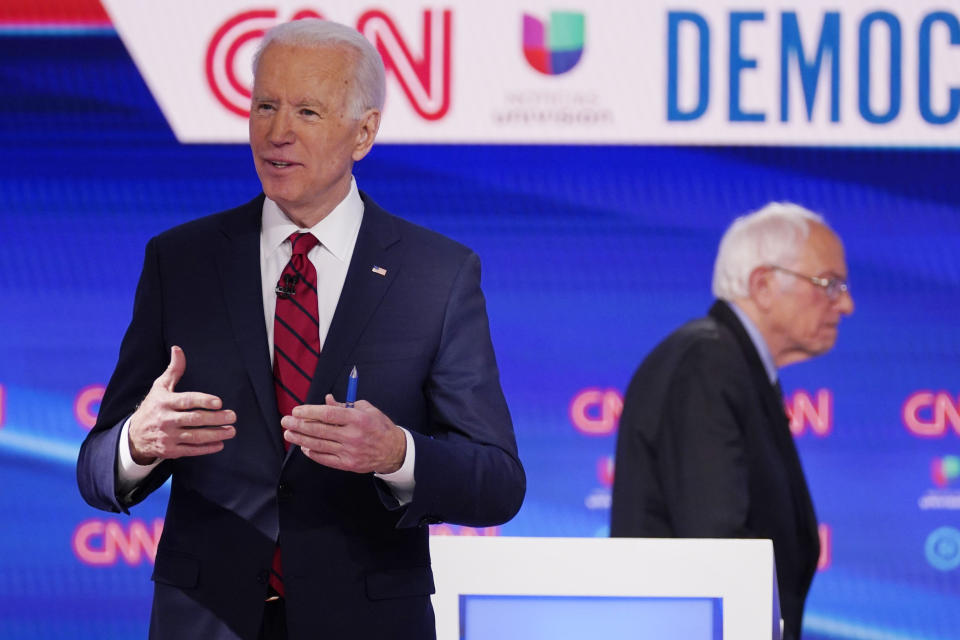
[610,300,819,640]
[77,193,525,640]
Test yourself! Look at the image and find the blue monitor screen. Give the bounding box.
[459,595,723,640]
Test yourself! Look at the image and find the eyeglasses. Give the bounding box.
[770,266,849,301]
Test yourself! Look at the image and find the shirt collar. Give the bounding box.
[726,300,779,384]
[261,177,364,262]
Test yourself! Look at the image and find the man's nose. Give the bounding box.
[267,109,295,145]
[834,288,854,315]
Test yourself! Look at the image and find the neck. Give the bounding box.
[730,299,812,369]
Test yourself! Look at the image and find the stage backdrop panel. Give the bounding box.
[0,2,958,639]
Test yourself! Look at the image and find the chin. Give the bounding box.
[813,340,837,356]
[262,187,297,208]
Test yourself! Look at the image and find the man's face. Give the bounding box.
[766,223,855,366]
[249,43,378,225]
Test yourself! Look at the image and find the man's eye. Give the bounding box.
[300,109,319,117]
[256,103,275,113]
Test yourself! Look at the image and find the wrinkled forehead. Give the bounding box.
[797,223,847,275]
[254,42,357,87]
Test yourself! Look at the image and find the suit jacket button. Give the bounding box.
[256,569,270,584]
[278,482,293,500]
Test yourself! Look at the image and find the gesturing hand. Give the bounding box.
[128,346,237,465]
[281,394,406,474]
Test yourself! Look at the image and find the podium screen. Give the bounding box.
[459,595,723,639]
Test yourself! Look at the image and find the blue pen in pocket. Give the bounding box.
[345,366,358,408]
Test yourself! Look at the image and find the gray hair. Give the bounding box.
[252,19,386,118]
[712,202,827,300]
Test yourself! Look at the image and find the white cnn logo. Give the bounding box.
[204,8,452,121]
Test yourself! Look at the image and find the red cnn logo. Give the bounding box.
[205,8,452,120]
[569,388,623,436]
[818,523,831,570]
[358,9,452,120]
[73,518,164,566]
[597,455,615,487]
[74,384,105,430]
[787,389,832,437]
[903,391,960,437]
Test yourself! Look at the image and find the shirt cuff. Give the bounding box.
[374,427,416,506]
[116,416,161,495]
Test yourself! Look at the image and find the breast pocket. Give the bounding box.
[351,339,432,364]
[343,340,434,423]
[151,549,200,589]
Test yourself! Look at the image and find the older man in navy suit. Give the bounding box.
[77,19,525,640]
[611,203,854,640]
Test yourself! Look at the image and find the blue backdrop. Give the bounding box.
[1,31,958,639]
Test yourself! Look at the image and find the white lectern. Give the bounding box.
[429,537,780,640]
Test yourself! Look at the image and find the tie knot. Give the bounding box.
[289,232,319,256]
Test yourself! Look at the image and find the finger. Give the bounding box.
[177,425,236,444]
[173,441,228,457]
[284,423,355,459]
[324,393,344,407]
[283,419,339,445]
[170,391,225,412]
[158,346,187,392]
[299,440,340,462]
[291,403,347,423]
[173,409,237,429]
[281,415,314,436]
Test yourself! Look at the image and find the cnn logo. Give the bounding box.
[787,389,833,437]
[206,8,451,120]
[73,519,164,566]
[903,392,960,437]
[569,389,623,436]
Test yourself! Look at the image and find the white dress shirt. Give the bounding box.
[117,178,415,504]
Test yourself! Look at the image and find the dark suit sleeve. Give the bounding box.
[657,344,752,537]
[76,236,173,513]
[395,252,525,528]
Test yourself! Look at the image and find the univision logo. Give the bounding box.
[932,455,960,487]
[522,11,585,75]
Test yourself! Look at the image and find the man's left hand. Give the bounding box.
[281,394,406,474]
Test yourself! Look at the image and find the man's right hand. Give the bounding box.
[128,346,237,465]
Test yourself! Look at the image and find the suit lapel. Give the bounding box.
[306,192,401,405]
[710,301,820,552]
[215,195,285,460]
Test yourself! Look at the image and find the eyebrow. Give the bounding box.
[296,100,328,111]
[818,270,847,280]
[250,95,329,111]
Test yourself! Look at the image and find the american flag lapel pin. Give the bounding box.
[371,265,387,276]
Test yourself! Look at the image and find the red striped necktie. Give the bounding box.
[270,231,320,597]
[273,232,321,420]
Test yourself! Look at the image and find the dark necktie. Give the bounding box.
[270,231,320,597]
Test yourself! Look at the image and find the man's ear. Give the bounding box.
[352,108,381,162]
[747,266,777,311]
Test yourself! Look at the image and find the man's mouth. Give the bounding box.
[269,161,292,168]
